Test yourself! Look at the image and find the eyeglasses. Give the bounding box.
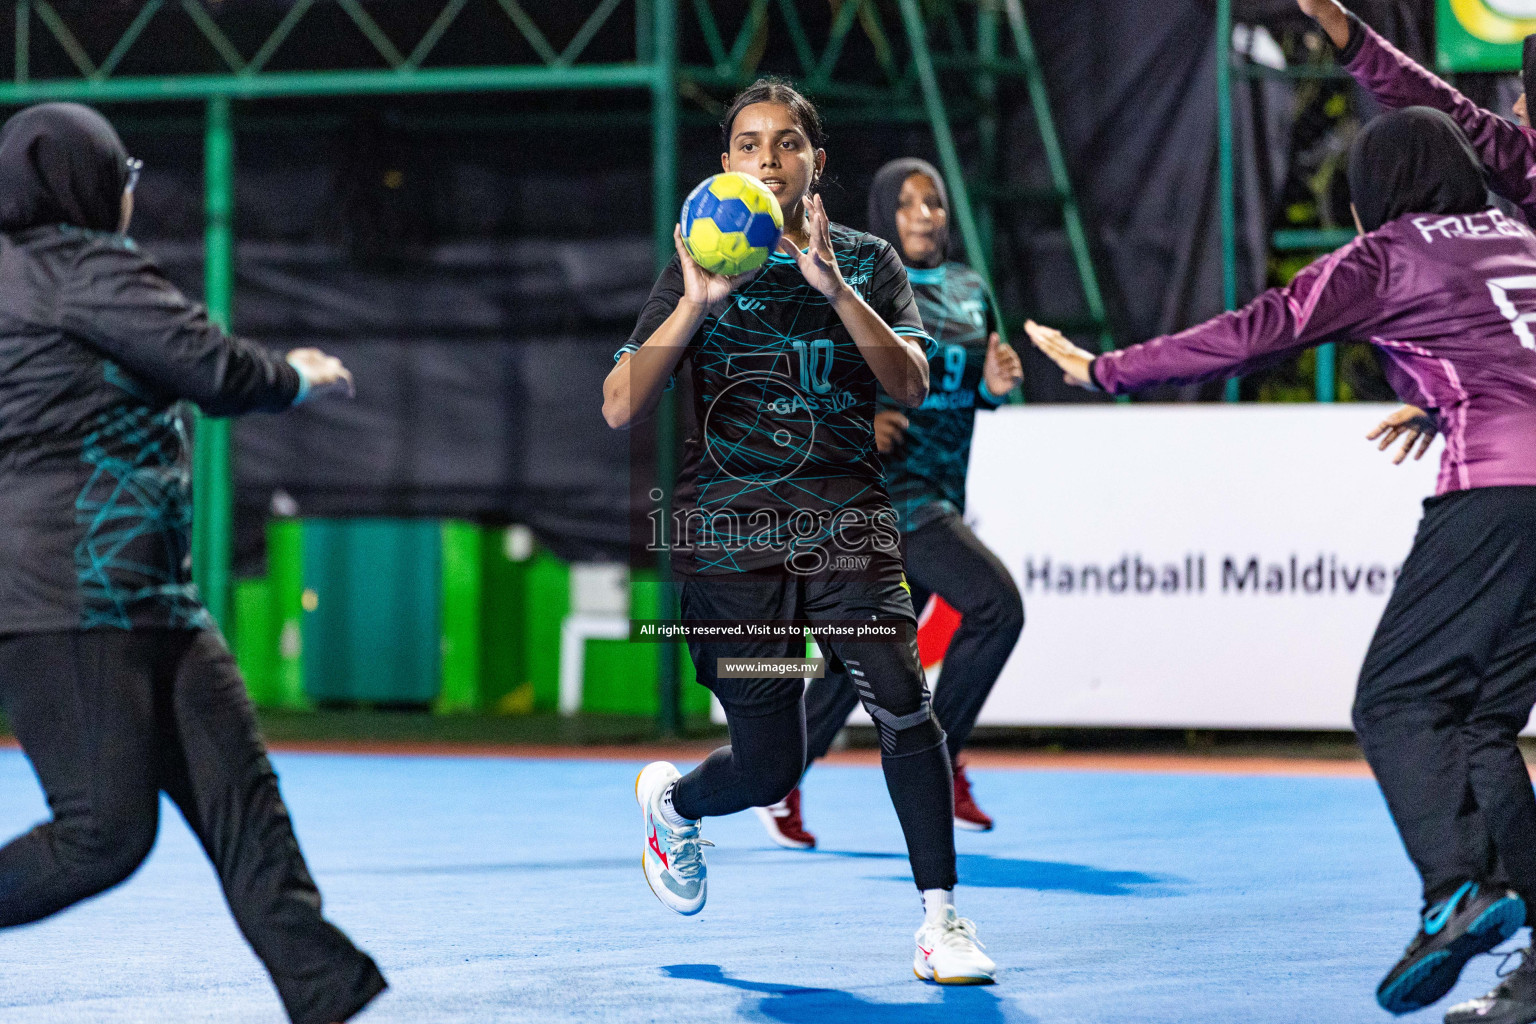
[124,157,142,195]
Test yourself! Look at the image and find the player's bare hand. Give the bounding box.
[873,409,909,454]
[286,348,354,400]
[778,194,846,300]
[675,225,757,317]
[982,332,1023,398]
[1296,0,1351,48]
[1024,320,1096,390]
[1366,404,1437,465]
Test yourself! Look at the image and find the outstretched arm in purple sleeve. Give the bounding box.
[1025,236,1383,395]
[1301,0,1536,222]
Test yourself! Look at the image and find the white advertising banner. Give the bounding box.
[947,403,1442,730]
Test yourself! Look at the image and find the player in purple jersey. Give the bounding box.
[1028,107,1536,1021]
[1300,0,1536,470]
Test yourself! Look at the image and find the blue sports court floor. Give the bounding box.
[0,748,1499,1023]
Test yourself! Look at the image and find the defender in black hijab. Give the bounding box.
[0,103,384,1024]
[1348,106,1488,233]
[0,101,132,232]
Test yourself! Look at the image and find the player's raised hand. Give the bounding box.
[778,193,847,299]
[285,347,354,400]
[982,332,1024,397]
[675,225,757,317]
[1024,320,1097,390]
[1296,0,1351,48]
[873,409,909,455]
[1366,404,1438,465]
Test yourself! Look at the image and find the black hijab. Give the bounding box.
[1348,106,1488,232]
[867,157,949,268]
[0,103,129,233]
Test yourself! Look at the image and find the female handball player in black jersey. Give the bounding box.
[603,79,994,984]
[0,103,384,1024]
[756,159,1024,848]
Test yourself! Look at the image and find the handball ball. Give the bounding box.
[680,172,784,276]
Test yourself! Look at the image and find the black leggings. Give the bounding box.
[1353,487,1536,919]
[670,568,957,891]
[0,629,386,1024]
[674,689,808,816]
[806,512,1023,765]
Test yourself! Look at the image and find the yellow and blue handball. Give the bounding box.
[680,172,784,276]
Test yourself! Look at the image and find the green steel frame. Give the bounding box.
[1,0,1109,730]
[1216,0,1240,402]
[1215,0,1356,404]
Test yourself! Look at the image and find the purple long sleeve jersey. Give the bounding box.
[1343,16,1536,224]
[1092,208,1536,496]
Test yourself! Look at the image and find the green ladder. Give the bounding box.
[1217,0,1356,402]
[894,0,1112,357]
[678,0,1112,357]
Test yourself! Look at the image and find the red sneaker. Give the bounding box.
[952,762,994,832]
[753,787,817,849]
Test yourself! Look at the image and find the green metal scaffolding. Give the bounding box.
[1215,0,1357,404]
[0,0,1108,730]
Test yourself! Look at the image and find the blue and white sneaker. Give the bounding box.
[1376,882,1525,1014]
[914,907,996,985]
[635,761,710,916]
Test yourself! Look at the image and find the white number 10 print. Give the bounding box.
[1487,275,1536,350]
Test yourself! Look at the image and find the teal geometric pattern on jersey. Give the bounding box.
[623,224,932,574]
[880,262,1003,533]
[74,395,210,630]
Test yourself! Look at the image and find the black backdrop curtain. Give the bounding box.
[103,0,1431,567]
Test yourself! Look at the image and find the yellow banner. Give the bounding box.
[1449,0,1536,44]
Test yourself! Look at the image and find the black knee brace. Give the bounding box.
[842,655,946,756]
[867,701,945,756]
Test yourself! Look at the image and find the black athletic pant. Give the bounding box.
[1353,487,1536,920]
[669,563,957,891]
[806,512,1023,765]
[0,629,386,1024]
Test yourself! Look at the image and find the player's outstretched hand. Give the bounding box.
[1296,0,1351,49]
[982,332,1024,397]
[778,194,846,299]
[286,347,354,400]
[1366,404,1437,465]
[674,225,758,317]
[873,409,909,455]
[1024,320,1097,390]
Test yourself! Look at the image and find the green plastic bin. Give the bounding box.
[300,518,442,705]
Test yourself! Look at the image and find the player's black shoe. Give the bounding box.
[1376,882,1525,1015]
[1444,946,1536,1024]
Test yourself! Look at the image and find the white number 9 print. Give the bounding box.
[1487,275,1536,350]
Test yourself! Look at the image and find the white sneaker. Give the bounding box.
[635,761,710,916]
[914,907,996,985]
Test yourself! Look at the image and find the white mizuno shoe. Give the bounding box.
[635,761,710,916]
[914,907,997,985]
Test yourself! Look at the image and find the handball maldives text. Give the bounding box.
[1021,554,1404,596]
